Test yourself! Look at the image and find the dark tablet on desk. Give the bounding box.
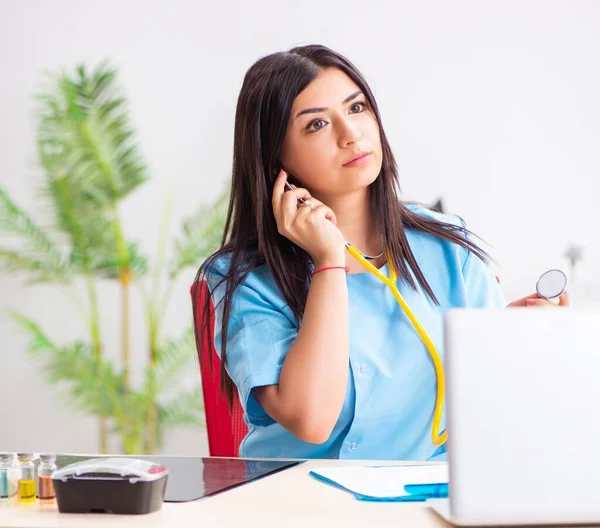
[55,455,301,502]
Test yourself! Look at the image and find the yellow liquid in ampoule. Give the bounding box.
[18,480,36,503]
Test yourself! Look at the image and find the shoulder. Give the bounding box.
[401,202,503,307]
[402,201,470,265]
[400,202,497,301]
[202,251,288,310]
[403,201,465,229]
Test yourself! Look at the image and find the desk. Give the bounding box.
[0,458,450,527]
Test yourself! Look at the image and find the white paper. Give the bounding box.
[311,464,448,499]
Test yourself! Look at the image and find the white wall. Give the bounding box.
[1,0,599,454]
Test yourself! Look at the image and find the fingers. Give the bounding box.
[272,170,338,240]
[273,169,313,222]
[526,290,570,308]
[525,298,555,308]
[507,292,541,307]
[507,293,541,308]
[278,181,325,220]
[558,290,571,307]
[320,205,337,225]
[295,203,337,225]
[272,169,287,219]
[507,290,570,308]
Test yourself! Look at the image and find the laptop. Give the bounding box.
[428,308,600,526]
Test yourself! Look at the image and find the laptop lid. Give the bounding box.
[443,308,600,526]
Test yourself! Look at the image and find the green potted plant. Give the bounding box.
[0,62,228,454]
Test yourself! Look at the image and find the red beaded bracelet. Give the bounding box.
[312,265,350,276]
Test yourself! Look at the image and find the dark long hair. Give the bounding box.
[193,44,489,409]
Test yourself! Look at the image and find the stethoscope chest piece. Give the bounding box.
[536,269,567,300]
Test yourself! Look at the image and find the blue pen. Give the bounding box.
[404,482,449,498]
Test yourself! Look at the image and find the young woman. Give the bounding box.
[193,44,569,461]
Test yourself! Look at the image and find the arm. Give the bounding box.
[254,254,349,444]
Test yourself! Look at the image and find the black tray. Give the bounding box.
[55,455,301,502]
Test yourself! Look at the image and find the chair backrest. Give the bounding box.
[191,280,248,457]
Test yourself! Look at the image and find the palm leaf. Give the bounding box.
[154,327,197,393]
[38,62,148,204]
[0,249,64,284]
[0,188,69,282]
[44,174,112,273]
[36,63,149,279]
[93,240,148,280]
[169,189,229,279]
[159,387,204,428]
[116,390,149,438]
[12,312,126,418]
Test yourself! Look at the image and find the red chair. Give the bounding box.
[191,280,248,457]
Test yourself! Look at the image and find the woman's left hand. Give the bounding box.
[507,291,570,308]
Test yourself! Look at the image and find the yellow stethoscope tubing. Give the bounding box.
[345,243,447,447]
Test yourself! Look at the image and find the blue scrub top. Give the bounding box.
[205,205,506,460]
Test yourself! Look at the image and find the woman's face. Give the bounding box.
[280,68,383,200]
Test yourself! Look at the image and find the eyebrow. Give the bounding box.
[293,90,364,120]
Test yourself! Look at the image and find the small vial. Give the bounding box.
[0,453,13,501]
[5,455,20,505]
[16,453,36,504]
[37,454,57,504]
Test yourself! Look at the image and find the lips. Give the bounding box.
[343,152,371,166]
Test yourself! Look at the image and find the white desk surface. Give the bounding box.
[0,458,450,527]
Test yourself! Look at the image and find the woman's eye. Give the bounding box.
[350,101,367,113]
[306,119,327,132]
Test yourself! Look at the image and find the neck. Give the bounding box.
[314,188,382,256]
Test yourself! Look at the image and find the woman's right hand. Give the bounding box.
[272,169,346,265]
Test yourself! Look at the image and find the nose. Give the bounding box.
[337,116,362,147]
